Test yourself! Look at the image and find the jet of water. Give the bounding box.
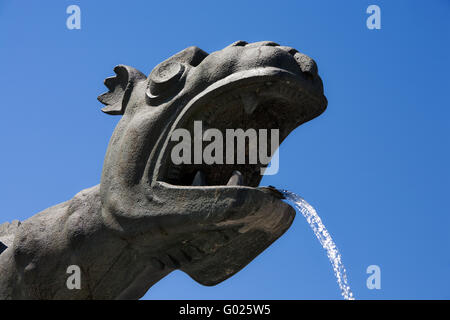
[282,190,355,300]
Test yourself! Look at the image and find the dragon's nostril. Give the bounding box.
[227,40,248,47]
[278,46,298,56]
[246,41,280,48]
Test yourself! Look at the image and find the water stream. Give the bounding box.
[282,190,355,300]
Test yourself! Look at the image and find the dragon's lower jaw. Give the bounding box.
[144,181,294,286]
[181,189,295,286]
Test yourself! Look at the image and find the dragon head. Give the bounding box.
[98,41,327,286]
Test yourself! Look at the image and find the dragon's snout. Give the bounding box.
[228,40,319,79]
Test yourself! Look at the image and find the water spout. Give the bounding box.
[282,190,355,300]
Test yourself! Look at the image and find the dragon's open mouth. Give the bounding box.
[156,67,327,189]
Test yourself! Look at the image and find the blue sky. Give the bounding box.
[0,0,449,299]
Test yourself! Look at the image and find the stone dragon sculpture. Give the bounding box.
[0,41,327,299]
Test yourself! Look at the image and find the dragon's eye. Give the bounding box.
[146,61,185,105]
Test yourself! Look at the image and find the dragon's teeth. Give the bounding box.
[227,170,244,186]
[192,170,206,186]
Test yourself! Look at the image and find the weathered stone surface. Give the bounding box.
[0,220,21,252]
[0,41,327,299]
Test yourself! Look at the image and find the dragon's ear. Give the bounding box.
[98,65,146,115]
